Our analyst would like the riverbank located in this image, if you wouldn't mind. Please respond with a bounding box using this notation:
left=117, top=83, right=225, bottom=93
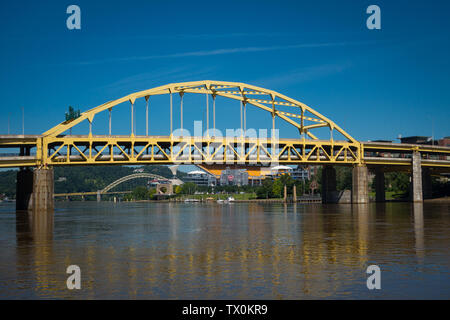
left=424, top=196, right=450, bottom=202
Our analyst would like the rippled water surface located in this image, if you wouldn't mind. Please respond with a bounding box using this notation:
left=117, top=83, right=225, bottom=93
left=0, top=201, right=449, bottom=299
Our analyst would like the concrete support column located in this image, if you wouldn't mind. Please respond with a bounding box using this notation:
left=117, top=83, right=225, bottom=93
left=283, top=185, right=287, bottom=203
left=322, top=165, right=336, bottom=203
left=293, top=184, right=297, bottom=202
left=16, top=168, right=33, bottom=211
left=352, top=165, right=369, bottom=204
left=411, top=151, right=423, bottom=202
left=375, top=168, right=385, bottom=202
left=97, top=190, right=101, bottom=202
left=422, top=167, right=432, bottom=200
left=31, top=168, right=54, bottom=212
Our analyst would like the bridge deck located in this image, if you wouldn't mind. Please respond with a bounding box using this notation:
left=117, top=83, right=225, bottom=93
left=0, top=135, right=449, bottom=169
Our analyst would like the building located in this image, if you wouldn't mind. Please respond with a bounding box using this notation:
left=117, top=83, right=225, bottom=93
left=265, top=165, right=311, bottom=181
left=219, top=167, right=249, bottom=186
left=291, top=166, right=310, bottom=180
left=399, top=136, right=450, bottom=147
left=438, top=137, right=450, bottom=147
left=400, top=136, right=432, bottom=145
left=185, top=170, right=216, bottom=187
left=269, top=165, right=293, bottom=177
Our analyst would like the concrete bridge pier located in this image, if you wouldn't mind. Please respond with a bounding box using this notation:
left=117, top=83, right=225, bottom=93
left=321, top=165, right=336, bottom=203
left=410, top=152, right=433, bottom=202
left=16, top=168, right=34, bottom=211
left=97, top=191, right=101, bottom=202
left=411, top=151, right=423, bottom=202
left=374, top=168, right=385, bottom=202
left=16, top=167, right=54, bottom=212
left=352, top=165, right=369, bottom=204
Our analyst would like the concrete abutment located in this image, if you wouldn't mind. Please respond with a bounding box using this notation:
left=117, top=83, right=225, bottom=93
left=16, top=167, right=54, bottom=213
left=352, top=165, right=369, bottom=204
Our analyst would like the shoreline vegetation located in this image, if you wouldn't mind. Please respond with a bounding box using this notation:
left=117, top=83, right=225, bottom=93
left=1, top=165, right=449, bottom=203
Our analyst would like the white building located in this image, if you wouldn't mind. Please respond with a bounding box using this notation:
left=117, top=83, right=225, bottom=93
left=185, top=170, right=216, bottom=187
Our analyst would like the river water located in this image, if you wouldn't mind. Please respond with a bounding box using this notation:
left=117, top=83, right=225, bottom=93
left=0, top=201, right=449, bottom=299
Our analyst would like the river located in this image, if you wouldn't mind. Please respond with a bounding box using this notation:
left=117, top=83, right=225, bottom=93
left=0, top=201, right=449, bottom=299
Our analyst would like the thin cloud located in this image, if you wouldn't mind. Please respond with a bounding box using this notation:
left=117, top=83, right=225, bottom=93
left=72, top=41, right=376, bottom=66
left=98, top=66, right=217, bottom=94
left=134, top=32, right=292, bottom=40
left=252, top=63, right=353, bottom=87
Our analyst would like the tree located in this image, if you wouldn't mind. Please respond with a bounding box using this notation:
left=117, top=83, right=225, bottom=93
left=385, top=172, right=410, bottom=195
left=256, top=179, right=273, bottom=199
left=179, top=182, right=197, bottom=195
left=148, top=188, right=156, bottom=199
left=65, top=106, right=81, bottom=135
left=278, top=174, right=295, bottom=194
left=65, top=106, right=81, bottom=121
left=294, top=180, right=308, bottom=196
left=132, top=186, right=150, bottom=200
left=272, top=179, right=283, bottom=198
left=336, top=167, right=352, bottom=191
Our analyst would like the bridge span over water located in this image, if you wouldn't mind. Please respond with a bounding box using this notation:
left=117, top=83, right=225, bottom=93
left=1, top=81, right=449, bottom=211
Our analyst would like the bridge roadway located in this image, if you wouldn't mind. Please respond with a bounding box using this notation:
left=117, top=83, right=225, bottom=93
left=1, top=135, right=449, bottom=168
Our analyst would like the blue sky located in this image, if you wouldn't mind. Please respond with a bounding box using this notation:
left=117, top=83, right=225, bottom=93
left=0, top=0, right=449, bottom=141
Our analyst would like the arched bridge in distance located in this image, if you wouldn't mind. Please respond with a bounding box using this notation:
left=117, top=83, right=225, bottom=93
left=54, top=173, right=171, bottom=200
left=1, top=80, right=449, bottom=210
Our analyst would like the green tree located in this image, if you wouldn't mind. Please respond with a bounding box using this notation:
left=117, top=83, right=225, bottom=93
left=336, top=167, right=352, bottom=191
left=278, top=174, right=295, bottom=194
left=65, top=106, right=81, bottom=135
left=179, top=182, right=197, bottom=195
left=272, top=179, right=283, bottom=198
left=65, top=106, right=81, bottom=121
left=148, top=188, right=156, bottom=199
left=385, top=172, right=410, bottom=195
left=256, top=179, right=273, bottom=199
left=132, top=186, right=150, bottom=200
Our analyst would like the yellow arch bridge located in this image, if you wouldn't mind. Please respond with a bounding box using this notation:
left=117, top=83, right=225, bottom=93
left=1, top=81, right=449, bottom=210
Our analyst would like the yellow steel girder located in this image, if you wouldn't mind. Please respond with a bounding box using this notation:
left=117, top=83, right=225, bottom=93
left=42, top=135, right=360, bottom=166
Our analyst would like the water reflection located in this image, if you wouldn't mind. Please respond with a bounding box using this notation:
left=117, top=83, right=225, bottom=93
left=16, top=210, right=53, bottom=243
left=0, top=201, right=448, bottom=299
left=15, top=210, right=55, bottom=298
left=413, top=203, right=424, bottom=261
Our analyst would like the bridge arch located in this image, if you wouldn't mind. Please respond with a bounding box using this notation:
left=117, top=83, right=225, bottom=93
left=43, top=80, right=356, bottom=143
left=101, top=173, right=169, bottom=194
